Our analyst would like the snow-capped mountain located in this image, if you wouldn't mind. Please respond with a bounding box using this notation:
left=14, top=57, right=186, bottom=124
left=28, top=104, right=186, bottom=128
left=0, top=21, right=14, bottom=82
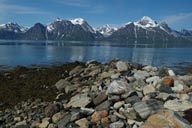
left=97, top=24, right=117, bottom=36
left=0, top=16, right=192, bottom=46
left=0, top=22, right=27, bottom=33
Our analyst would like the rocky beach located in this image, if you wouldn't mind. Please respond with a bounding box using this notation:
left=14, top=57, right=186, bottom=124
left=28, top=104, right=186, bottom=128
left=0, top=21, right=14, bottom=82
left=0, top=59, right=192, bottom=128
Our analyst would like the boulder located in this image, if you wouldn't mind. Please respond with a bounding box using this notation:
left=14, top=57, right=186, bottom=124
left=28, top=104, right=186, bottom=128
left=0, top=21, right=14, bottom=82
left=134, top=70, right=150, bottom=80
left=140, top=110, right=191, bottom=128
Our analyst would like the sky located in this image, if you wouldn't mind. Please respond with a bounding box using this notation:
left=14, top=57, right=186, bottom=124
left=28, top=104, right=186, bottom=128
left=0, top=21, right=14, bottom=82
left=0, top=0, right=192, bottom=30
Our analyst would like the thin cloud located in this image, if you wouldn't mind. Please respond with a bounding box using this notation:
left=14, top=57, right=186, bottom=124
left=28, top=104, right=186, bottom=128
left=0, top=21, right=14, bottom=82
left=0, top=3, right=50, bottom=15
left=161, top=13, right=192, bottom=24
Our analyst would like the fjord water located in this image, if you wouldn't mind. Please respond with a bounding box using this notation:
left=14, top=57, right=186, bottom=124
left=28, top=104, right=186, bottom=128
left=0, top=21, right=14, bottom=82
left=0, top=40, right=192, bottom=69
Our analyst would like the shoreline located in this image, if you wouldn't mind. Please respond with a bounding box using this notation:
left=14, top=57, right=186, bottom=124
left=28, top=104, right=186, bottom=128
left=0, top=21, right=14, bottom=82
left=0, top=59, right=192, bottom=127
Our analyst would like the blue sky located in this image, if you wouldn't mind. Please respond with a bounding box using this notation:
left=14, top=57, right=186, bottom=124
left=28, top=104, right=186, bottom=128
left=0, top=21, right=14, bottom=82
left=0, top=0, right=192, bottom=30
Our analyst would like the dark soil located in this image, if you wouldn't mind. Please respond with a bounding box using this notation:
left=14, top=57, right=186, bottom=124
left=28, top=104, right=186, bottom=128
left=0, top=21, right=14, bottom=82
left=0, top=61, right=84, bottom=110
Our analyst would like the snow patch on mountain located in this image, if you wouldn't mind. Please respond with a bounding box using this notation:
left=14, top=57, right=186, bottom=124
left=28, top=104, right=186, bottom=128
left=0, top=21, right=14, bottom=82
left=70, top=18, right=85, bottom=25
left=97, top=24, right=117, bottom=36
left=0, top=22, right=27, bottom=32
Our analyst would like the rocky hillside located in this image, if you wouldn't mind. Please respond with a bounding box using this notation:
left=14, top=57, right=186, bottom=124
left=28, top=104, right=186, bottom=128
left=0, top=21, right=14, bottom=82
left=0, top=60, right=192, bottom=127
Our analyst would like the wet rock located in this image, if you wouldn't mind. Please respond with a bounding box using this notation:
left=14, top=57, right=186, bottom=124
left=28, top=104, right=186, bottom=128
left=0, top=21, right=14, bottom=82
left=164, top=99, right=192, bottom=111
left=156, top=93, right=176, bottom=101
left=116, top=61, right=129, bottom=72
left=140, top=109, right=191, bottom=128
left=68, top=94, right=91, bottom=108
left=75, top=118, right=89, bottom=128
left=158, top=84, right=173, bottom=93
left=161, top=77, right=174, bottom=86
left=93, top=91, right=108, bottom=105
left=45, top=104, right=59, bottom=117
left=133, top=99, right=163, bottom=119
left=158, top=67, right=169, bottom=77
left=70, top=112, right=83, bottom=122
left=106, top=80, right=130, bottom=95
left=91, top=110, right=108, bottom=122
left=109, top=120, right=124, bottom=128
left=55, top=79, right=71, bottom=91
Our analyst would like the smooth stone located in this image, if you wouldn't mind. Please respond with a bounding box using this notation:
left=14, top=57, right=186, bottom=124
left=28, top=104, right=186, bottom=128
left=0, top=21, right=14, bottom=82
left=116, top=61, right=128, bottom=72
left=164, top=99, right=192, bottom=111
left=91, top=110, right=108, bottom=122
left=106, top=80, right=130, bottom=95
left=168, top=69, right=176, bottom=76
left=108, top=95, right=121, bottom=102
left=75, top=118, right=89, bottom=128
left=113, top=101, right=125, bottom=109
left=133, top=70, right=150, bottom=80
left=143, top=84, right=156, bottom=95
left=114, top=111, right=126, bottom=119
left=140, top=109, right=191, bottom=128
left=161, top=77, right=174, bottom=86
left=68, top=94, right=91, bottom=108
left=93, top=91, right=108, bottom=105
left=52, top=112, right=66, bottom=123
left=55, top=79, right=71, bottom=91
left=109, top=120, right=125, bottom=128
left=133, top=99, right=163, bottom=119
left=95, top=100, right=112, bottom=111
left=172, top=81, right=184, bottom=93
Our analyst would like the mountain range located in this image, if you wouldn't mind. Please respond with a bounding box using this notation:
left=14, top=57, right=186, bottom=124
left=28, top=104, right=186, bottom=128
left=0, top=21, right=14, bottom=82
left=0, top=16, right=192, bottom=47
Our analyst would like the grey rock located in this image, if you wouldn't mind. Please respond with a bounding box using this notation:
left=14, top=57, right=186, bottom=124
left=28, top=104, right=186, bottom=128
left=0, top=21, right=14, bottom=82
left=57, top=113, right=71, bottom=128
left=158, top=85, right=173, bottom=93
left=132, top=79, right=146, bottom=91
left=75, top=118, right=89, bottom=128
left=125, top=95, right=140, bottom=105
left=113, top=101, right=125, bottom=109
left=146, top=76, right=160, bottom=84
left=80, top=108, right=95, bottom=116
left=109, top=120, right=124, bottom=128
left=68, top=94, right=91, bottom=108
left=93, top=91, right=108, bottom=105
left=52, top=112, right=66, bottom=123
left=119, top=107, right=137, bottom=120
left=143, top=84, right=156, bottom=95
left=106, top=80, right=130, bottom=95
left=108, top=95, right=121, bottom=102
left=70, top=112, right=83, bottom=122
left=116, top=61, right=128, bottom=72
left=133, top=99, right=163, bottom=119
left=134, top=70, right=150, bottom=80
left=55, top=79, right=71, bottom=91
left=96, top=100, right=112, bottom=111
left=164, top=99, right=192, bottom=111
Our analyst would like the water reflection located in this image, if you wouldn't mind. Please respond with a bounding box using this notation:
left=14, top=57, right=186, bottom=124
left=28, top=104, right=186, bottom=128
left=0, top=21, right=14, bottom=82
left=0, top=41, right=192, bottom=68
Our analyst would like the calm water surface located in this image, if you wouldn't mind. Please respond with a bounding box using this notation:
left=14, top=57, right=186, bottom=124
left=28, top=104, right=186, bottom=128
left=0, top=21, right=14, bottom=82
left=0, top=41, right=192, bottom=70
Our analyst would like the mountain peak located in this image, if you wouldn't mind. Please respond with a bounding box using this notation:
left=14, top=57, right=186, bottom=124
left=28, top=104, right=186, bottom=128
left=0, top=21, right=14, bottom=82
left=70, top=18, right=85, bottom=25
left=136, top=16, right=158, bottom=28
